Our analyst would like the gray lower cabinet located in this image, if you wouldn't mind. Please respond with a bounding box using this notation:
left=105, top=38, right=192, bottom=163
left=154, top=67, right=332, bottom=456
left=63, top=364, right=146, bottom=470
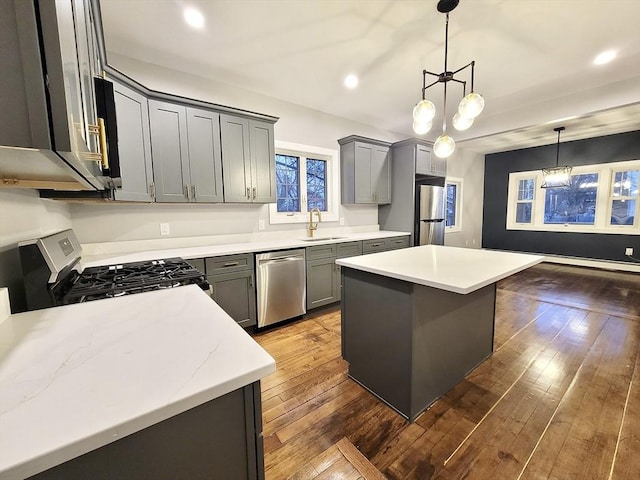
left=220, top=114, right=275, bottom=203
left=361, top=236, right=410, bottom=253
left=28, top=383, right=265, bottom=480
left=112, top=81, right=154, bottom=201
left=206, top=254, right=257, bottom=328
left=149, top=100, right=223, bottom=203
left=306, top=241, right=364, bottom=309
left=338, top=136, right=391, bottom=205
left=306, top=244, right=340, bottom=309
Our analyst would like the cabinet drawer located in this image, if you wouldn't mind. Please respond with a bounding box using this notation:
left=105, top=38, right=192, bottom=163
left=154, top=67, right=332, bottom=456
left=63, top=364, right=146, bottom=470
left=336, top=241, right=362, bottom=258
left=386, top=236, right=410, bottom=250
left=362, top=238, right=388, bottom=254
left=306, top=244, right=337, bottom=261
left=206, top=253, right=254, bottom=274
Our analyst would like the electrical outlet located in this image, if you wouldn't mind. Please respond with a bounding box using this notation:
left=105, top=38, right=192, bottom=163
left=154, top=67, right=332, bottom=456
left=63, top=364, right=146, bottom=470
left=160, top=223, right=170, bottom=236
left=258, top=220, right=265, bottom=231
left=339, top=217, right=344, bottom=226
left=626, top=247, right=634, bottom=256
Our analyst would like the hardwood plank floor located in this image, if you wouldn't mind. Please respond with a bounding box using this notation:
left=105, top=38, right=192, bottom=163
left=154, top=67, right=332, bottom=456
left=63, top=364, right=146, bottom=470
left=252, top=264, right=640, bottom=479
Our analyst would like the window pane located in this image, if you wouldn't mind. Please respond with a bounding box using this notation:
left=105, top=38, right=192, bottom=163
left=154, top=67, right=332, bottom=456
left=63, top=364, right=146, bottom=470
left=544, top=173, right=598, bottom=225
left=446, top=183, right=457, bottom=226
left=612, top=170, right=639, bottom=197
left=275, top=154, right=300, bottom=212
left=516, top=203, right=532, bottom=223
left=517, top=178, right=535, bottom=201
left=307, top=158, right=327, bottom=211
left=611, top=199, right=636, bottom=225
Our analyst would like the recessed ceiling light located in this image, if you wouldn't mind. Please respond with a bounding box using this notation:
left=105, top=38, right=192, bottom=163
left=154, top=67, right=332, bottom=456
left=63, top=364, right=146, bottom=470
left=184, top=7, right=205, bottom=29
left=344, top=74, right=359, bottom=89
left=593, top=49, right=617, bottom=66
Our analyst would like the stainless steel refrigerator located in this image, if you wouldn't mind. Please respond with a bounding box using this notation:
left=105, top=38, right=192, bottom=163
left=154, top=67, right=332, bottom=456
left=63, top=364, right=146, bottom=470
left=416, top=184, right=445, bottom=245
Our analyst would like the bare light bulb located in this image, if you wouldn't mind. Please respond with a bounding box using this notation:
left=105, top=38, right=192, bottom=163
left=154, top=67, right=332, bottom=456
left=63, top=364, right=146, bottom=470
left=413, top=120, right=432, bottom=135
left=452, top=113, right=473, bottom=131
left=412, top=100, right=436, bottom=123
left=433, top=134, right=455, bottom=158
left=458, top=92, right=485, bottom=118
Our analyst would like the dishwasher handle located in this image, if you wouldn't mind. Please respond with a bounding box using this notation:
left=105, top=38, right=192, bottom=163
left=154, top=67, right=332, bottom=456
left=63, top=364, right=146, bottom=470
left=259, top=255, right=303, bottom=264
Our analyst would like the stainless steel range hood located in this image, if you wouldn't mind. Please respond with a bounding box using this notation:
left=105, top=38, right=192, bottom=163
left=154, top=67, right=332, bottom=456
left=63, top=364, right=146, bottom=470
left=0, top=0, right=113, bottom=192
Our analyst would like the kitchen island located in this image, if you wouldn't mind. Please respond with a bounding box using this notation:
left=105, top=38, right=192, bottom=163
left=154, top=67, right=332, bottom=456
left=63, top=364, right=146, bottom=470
left=336, top=245, right=544, bottom=421
left=0, top=285, right=275, bottom=480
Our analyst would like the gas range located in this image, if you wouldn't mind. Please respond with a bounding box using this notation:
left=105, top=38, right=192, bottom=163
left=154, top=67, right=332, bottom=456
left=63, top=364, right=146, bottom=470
left=19, top=230, right=209, bottom=311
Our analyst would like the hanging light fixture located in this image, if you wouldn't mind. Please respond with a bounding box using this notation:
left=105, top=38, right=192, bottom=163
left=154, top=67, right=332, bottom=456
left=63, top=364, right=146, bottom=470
left=541, top=127, right=572, bottom=188
left=412, top=0, right=484, bottom=158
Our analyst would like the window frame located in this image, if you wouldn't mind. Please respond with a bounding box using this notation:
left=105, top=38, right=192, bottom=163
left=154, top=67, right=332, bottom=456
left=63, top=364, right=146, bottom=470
left=506, top=159, right=640, bottom=234
left=269, top=141, right=340, bottom=225
left=445, top=177, right=463, bottom=233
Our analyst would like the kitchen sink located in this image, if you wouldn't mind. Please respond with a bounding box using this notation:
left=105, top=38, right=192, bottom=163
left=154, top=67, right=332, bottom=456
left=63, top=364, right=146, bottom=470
left=300, top=236, right=345, bottom=242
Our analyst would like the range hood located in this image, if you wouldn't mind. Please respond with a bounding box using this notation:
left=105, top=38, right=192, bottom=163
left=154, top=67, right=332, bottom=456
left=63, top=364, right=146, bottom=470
left=0, top=0, right=117, bottom=192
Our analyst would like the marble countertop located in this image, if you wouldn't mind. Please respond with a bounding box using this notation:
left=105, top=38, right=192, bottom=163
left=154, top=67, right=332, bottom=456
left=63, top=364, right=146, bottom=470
left=80, top=231, right=410, bottom=268
left=336, top=245, right=545, bottom=294
left=0, top=286, right=275, bottom=480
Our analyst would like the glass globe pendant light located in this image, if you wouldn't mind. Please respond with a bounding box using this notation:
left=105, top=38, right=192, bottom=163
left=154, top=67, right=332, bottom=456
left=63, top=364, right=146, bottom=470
left=452, top=112, right=473, bottom=131
left=410, top=0, right=484, bottom=154
left=434, top=134, right=456, bottom=158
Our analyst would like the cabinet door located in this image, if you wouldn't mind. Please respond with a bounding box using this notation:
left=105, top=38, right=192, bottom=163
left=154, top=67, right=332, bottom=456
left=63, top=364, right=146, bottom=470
left=431, top=155, right=447, bottom=176
left=220, top=114, right=251, bottom=203
left=415, top=144, right=432, bottom=175
left=112, top=82, right=154, bottom=201
left=187, top=108, right=224, bottom=203
left=149, top=100, right=190, bottom=202
left=249, top=120, right=276, bottom=203
left=354, top=142, right=374, bottom=203
left=372, top=145, right=391, bottom=204
left=306, top=257, right=340, bottom=309
left=209, top=271, right=257, bottom=328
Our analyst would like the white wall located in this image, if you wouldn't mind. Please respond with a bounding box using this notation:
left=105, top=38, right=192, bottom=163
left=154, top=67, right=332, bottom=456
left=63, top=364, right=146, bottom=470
left=0, top=189, right=72, bottom=248
left=444, top=147, right=485, bottom=248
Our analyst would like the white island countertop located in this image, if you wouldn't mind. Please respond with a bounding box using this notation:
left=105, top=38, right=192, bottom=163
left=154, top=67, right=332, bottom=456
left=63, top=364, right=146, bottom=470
left=336, top=245, right=545, bottom=294
left=0, top=286, right=275, bottom=480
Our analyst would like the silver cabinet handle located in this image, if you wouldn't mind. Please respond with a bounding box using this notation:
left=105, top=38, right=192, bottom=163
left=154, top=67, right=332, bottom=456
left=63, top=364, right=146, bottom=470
left=371, top=243, right=381, bottom=247
left=246, top=187, right=251, bottom=198
left=223, top=262, right=239, bottom=267
left=149, top=183, right=156, bottom=200
left=191, top=184, right=197, bottom=200
left=252, top=187, right=256, bottom=199
left=184, top=185, right=190, bottom=199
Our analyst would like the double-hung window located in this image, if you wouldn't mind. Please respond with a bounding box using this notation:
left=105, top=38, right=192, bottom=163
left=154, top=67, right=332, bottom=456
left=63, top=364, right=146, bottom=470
left=445, top=177, right=463, bottom=232
left=269, top=141, right=339, bottom=224
left=610, top=169, right=639, bottom=226
left=516, top=178, right=535, bottom=224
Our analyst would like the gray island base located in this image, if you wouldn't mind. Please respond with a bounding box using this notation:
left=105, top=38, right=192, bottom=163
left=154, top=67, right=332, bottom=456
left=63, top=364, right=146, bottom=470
left=341, top=267, right=496, bottom=421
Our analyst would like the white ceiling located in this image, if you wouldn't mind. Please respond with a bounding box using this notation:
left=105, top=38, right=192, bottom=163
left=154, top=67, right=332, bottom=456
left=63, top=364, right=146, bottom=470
left=99, top=0, right=640, bottom=154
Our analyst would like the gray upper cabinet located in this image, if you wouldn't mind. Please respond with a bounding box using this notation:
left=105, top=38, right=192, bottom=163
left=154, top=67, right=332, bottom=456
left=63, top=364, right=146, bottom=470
left=112, top=81, right=154, bottom=201
left=149, top=100, right=190, bottom=202
left=149, top=100, right=223, bottom=203
left=415, top=142, right=446, bottom=177
left=187, top=108, right=224, bottom=203
left=338, top=136, right=391, bottom=205
left=220, top=114, right=275, bottom=203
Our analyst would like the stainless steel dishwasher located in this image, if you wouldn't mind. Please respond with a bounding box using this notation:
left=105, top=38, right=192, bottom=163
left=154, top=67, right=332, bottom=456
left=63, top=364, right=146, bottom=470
left=256, top=249, right=306, bottom=328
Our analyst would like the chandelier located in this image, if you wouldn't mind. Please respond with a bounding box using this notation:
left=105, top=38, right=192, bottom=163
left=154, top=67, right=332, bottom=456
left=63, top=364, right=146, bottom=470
left=412, top=0, right=485, bottom=158
left=541, top=127, right=572, bottom=188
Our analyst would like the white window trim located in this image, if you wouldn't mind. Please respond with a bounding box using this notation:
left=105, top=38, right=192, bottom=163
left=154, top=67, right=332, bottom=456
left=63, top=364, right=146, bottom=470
left=445, top=176, right=463, bottom=233
left=506, top=159, right=640, bottom=234
left=269, top=140, right=340, bottom=225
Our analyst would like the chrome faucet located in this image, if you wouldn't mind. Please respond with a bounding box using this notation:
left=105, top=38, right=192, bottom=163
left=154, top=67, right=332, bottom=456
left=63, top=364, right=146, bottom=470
left=308, top=207, right=322, bottom=237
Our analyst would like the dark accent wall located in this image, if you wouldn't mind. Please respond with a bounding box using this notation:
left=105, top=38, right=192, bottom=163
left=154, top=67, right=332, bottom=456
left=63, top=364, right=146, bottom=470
left=482, top=130, right=640, bottom=264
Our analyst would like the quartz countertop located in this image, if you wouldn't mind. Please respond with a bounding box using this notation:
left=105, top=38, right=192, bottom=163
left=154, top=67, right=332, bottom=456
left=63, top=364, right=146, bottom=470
left=336, top=245, right=544, bottom=294
left=0, top=286, right=275, bottom=480
left=80, top=231, right=410, bottom=268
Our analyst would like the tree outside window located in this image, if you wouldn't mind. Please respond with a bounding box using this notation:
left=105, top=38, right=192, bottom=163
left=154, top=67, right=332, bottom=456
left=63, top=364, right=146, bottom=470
left=543, top=173, right=598, bottom=225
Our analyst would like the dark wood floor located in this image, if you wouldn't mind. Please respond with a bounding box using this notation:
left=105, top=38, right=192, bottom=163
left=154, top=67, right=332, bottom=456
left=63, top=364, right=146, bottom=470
left=253, top=264, right=640, bottom=479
